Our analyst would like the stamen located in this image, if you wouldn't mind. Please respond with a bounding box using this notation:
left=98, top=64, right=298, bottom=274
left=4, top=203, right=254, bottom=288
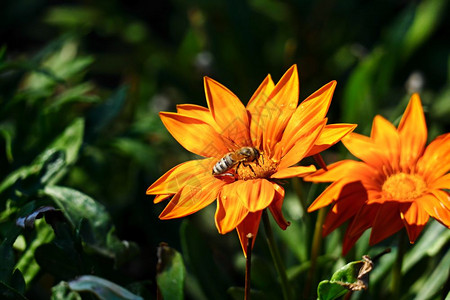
left=382, top=173, right=427, bottom=201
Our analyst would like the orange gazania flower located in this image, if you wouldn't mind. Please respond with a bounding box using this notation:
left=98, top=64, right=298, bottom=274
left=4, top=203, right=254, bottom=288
left=306, top=94, right=450, bottom=254
left=147, top=65, right=355, bottom=255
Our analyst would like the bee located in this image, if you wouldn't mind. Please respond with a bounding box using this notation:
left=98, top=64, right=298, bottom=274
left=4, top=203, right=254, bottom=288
left=212, top=147, right=259, bottom=175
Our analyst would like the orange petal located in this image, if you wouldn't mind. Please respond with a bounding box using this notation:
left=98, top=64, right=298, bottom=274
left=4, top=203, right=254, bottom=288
left=321, top=181, right=367, bottom=236
left=304, top=160, right=369, bottom=182
left=429, top=189, right=450, bottom=212
left=277, top=120, right=325, bottom=169
left=236, top=211, right=262, bottom=257
left=262, top=65, right=299, bottom=154
left=238, top=179, right=275, bottom=212
left=399, top=201, right=429, bottom=243
left=147, top=158, right=214, bottom=195
left=215, top=182, right=249, bottom=234
left=398, top=94, right=427, bottom=170
left=204, top=77, right=251, bottom=147
left=369, top=201, right=404, bottom=246
left=306, top=123, right=357, bottom=156
left=370, top=115, right=401, bottom=171
left=246, top=74, right=275, bottom=148
left=418, top=193, right=450, bottom=228
left=342, top=132, right=393, bottom=173
left=154, top=194, right=171, bottom=204
left=268, top=184, right=290, bottom=230
left=307, top=179, right=355, bottom=212
left=160, top=112, right=230, bottom=157
left=159, top=174, right=225, bottom=219
left=281, top=81, right=336, bottom=154
left=176, top=104, right=219, bottom=130
left=429, top=173, right=450, bottom=190
left=417, top=133, right=450, bottom=183
left=271, top=165, right=316, bottom=179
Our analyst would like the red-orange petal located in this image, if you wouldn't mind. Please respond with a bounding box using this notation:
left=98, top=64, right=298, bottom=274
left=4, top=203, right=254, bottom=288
left=322, top=181, right=367, bottom=236
left=398, top=94, right=427, bottom=170
left=159, top=174, right=225, bottom=219
left=281, top=81, right=336, bottom=154
left=399, top=201, right=429, bottom=243
left=215, top=182, right=249, bottom=234
left=342, top=219, right=366, bottom=255
left=147, top=158, right=215, bottom=195
left=271, top=165, right=316, bottom=179
left=268, top=184, right=290, bottom=230
left=262, top=65, right=299, bottom=154
left=306, top=123, right=357, bottom=157
left=160, top=112, right=230, bottom=157
left=347, top=202, right=380, bottom=238
left=237, top=179, right=275, bottom=212
left=236, top=211, right=262, bottom=257
left=369, top=201, right=404, bottom=246
left=204, top=77, right=251, bottom=147
left=247, top=74, right=275, bottom=148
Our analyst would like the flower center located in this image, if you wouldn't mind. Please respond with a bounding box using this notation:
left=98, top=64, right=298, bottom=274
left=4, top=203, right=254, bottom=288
left=381, top=173, right=427, bottom=201
left=236, top=152, right=278, bottom=180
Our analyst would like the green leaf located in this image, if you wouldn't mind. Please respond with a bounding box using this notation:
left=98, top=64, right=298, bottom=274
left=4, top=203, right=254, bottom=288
left=156, top=243, right=186, bottom=300
left=317, top=260, right=366, bottom=300
left=414, top=248, right=450, bottom=299
left=15, top=219, right=55, bottom=285
left=317, top=281, right=348, bottom=300
left=51, top=281, right=82, bottom=300
left=68, top=275, right=143, bottom=300
left=0, top=122, right=15, bottom=163
left=0, top=281, right=28, bottom=300
left=43, top=185, right=137, bottom=264
left=0, top=118, right=84, bottom=196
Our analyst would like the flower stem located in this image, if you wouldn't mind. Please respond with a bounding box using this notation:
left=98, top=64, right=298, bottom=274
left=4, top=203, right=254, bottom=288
left=392, top=231, right=406, bottom=298
left=304, top=207, right=326, bottom=298
left=262, top=209, right=291, bottom=300
left=245, top=233, right=253, bottom=300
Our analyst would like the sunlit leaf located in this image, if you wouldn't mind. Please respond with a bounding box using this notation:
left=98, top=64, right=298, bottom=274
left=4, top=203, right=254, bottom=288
left=51, top=281, right=81, bottom=300
left=156, top=243, right=185, bottom=300
left=15, top=219, right=55, bottom=285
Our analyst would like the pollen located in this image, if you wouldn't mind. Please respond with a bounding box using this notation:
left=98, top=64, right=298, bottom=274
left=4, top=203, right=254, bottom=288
left=236, top=152, right=278, bottom=180
left=381, top=173, right=427, bottom=201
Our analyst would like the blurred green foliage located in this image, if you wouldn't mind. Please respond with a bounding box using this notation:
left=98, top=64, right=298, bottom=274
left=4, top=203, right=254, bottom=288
left=0, top=0, right=449, bottom=299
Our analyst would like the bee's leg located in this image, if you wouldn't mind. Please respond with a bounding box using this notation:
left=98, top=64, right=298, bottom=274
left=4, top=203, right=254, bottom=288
left=236, top=162, right=242, bottom=172
left=247, top=164, right=256, bottom=175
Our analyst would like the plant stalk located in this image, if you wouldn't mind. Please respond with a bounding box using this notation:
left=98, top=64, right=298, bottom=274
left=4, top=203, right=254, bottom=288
left=392, top=231, right=406, bottom=298
left=304, top=207, right=326, bottom=298
left=262, top=209, right=291, bottom=300
left=245, top=233, right=253, bottom=300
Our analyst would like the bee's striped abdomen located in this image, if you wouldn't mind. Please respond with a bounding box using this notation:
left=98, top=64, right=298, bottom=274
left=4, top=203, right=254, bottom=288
left=212, top=154, right=235, bottom=175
